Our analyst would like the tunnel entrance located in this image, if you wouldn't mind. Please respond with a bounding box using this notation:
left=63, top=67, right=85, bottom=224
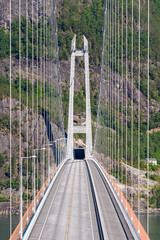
left=74, top=148, right=85, bottom=159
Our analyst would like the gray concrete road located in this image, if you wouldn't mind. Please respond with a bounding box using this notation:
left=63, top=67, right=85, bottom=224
left=29, top=159, right=99, bottom=240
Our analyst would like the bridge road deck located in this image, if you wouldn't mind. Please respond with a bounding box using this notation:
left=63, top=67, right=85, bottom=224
left=29, top=158, right=135, bottom=240
left=29, top=159, right=99, bottom=240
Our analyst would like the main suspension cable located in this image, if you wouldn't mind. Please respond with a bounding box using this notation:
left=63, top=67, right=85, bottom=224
left=109, top=0, right=111, bottom=178
left=114, top=0, right=117, bottom=188
left=117, top=0, right=120, bottom=196
left=31, top=0, right=35, bottom=213
left=138, top=0, right=141, bottom=233
left=42, top=0, right=46, bottom=195
left=36, top=0, right=39, bottom=203
left=121, top=0, right=124, bottom=199
left=26, top=0, right=29, bottom=222
left=147, top=0, right=150, bottom=238
left=131, top=0, right=134, bottom=221
left=19, top=0, right=22, bottom=236
left=40, top=0, right=43, bottom=194
left=125, top=0, right=128, bottom=210
left=111, top=0, right=114, bottom=180
left=9, top=0, right=12, bottom=237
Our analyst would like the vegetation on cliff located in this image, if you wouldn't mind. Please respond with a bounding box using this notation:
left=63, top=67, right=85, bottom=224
left=0, top=9, right=61, bottom=202
left=57, top=0, right=104, bottom=66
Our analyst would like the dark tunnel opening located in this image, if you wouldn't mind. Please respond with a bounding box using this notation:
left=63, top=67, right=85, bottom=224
left=74, top=148, right=85, bottom=159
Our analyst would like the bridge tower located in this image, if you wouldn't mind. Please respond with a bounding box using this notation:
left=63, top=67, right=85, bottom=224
left=67, top=35, right=92, bottom=160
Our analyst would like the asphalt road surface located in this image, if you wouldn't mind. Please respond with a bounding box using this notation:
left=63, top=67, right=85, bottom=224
left=88, top=160, right=134, bottom=240
left=29, top=159, right=99, bottom=240
left=29, top=159, right=134, bottom=240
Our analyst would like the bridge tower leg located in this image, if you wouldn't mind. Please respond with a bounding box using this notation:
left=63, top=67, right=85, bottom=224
left=84, top=36, right=93, bottom=158
left=67, top=35, right=92, bottom=160
left=67, top=35, right=76, bottom=160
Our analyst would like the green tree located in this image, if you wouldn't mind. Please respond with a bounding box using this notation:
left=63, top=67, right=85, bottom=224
left=0, top=153, right=4, bottom=167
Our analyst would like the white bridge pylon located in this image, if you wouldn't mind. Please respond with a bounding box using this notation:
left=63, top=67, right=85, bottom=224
left=67, top=35, right=93, bottom=160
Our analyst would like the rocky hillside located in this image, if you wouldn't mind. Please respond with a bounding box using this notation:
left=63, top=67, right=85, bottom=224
left=0, top=0, right=64, bottom=213
left=57, top=0, right=160, bottom=211
left=0, top=0, right=53, bottom=28
left=0, top=0, right=160, bottom=213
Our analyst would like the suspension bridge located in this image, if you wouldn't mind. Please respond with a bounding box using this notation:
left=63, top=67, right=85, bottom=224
left=6, top=0, right=152, bottom=239
left=10, top=33, right=148, bottom=240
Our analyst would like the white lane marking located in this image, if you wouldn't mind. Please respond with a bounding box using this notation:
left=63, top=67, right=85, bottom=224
left=38, top=161, right=71, bottom=240
left=65, top=160, right=77, bottom=240
left=84, top=161, right=94, bottom=240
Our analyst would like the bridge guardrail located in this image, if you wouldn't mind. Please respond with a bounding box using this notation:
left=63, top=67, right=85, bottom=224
left=10, top=158, right=68, bottom=240
left=89, top=158, right=150, bottom=240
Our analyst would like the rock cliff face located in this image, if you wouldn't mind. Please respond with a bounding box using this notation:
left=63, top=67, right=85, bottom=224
left=0, top=0, right=54, bottom=28
left=0, top=56, right=59, bottom=88
left=60, top=58, right=100, bottom=91
left=0, top=94, right=64, bottom=214
left=0, top=97, right=62, bottom=155
left=101, top=68, right=160, bottom=117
